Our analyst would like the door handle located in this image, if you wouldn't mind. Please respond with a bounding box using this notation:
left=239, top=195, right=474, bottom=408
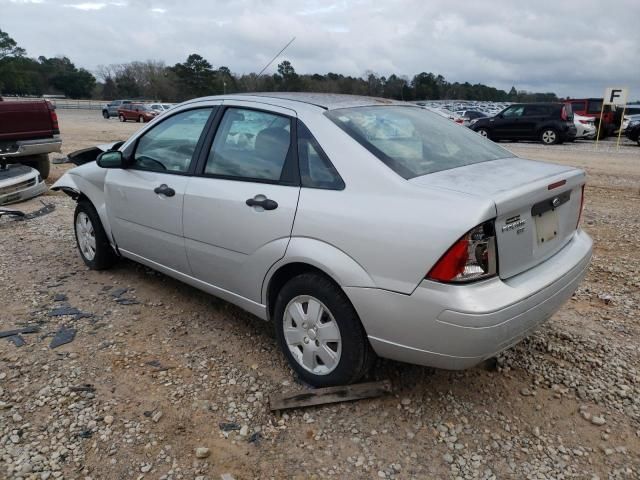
left=154, top=184, right=175, bottom=197
left=246, top=196, right=278, bottom=211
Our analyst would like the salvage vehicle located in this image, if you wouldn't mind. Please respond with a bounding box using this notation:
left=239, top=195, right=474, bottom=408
left=117, top=103, right=159, bottom=123
left=53, top=93, right=593, bottom=387
left=102, top=99, right=132, bottom=119
left=625, top=118, right=640, bottom=145
left=564, top=98, right=618, bottom=139
left=471, top=103, right=577, bottom=145
left=0, top=163, right=46, bottom=205
left=573, top=113, right=596, bottom=140
left=0, top=98, right=61, bottom=179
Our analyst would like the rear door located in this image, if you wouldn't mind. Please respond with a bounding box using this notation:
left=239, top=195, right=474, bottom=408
left=105, top=106, right=216, bottom=273
left=522, top=105, right=551, bottom=138
left=183, top=103, right=300, bottom=302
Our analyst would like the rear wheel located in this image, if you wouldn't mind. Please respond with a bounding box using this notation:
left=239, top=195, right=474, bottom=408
left=119, top=114, right=126, bottom=122
left=21, top=153, right=50, bottom=180
left=476, top=127, right=491, bottom=140
left=540, top=128, right=560, bottom=145
left=102, top=110, right=109, bottom=119
left=73, top=200, right=118, bottom=270
left=274, top=273, right=373, bottom=387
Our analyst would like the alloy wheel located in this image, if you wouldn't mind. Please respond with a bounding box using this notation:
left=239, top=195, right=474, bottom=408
left=542, top=130, right=557, bottom=144
left=283, top=295, right=342, bottom=375
left=75, top=212, right=96, bottom=261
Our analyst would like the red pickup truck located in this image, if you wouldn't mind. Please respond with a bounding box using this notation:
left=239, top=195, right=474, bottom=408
left=0, top=98, right=62, bottom=179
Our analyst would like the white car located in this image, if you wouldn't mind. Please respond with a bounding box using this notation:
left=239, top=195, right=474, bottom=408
left=573, top=114, right=596, bottom=140
left=0, top=164, right=47, bottom=205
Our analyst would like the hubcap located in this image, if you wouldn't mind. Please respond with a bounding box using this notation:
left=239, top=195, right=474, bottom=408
left=75, top=212, right=96, bottom=261
left=542, top=130, right=556, bottom=144
left=283, top=295, right=342, bottom=375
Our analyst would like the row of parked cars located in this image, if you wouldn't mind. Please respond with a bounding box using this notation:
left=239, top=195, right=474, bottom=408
left=419, top=99, right=640, bottom=146
left=102, top=100, right=175, bottom=122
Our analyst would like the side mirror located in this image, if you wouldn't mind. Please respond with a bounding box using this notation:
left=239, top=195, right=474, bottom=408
left=497, top=113, right=504, bottom=118
left=96, top=150, right=125, bottom=169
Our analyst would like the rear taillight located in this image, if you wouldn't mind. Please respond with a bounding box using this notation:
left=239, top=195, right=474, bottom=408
left=455, top=118, right=464, bottom=124
left=427, top=220, right=497, bottom=283
left=576, top=185, right=585, bottom=228
left=46, top=101, right=60, bottom=134
left=561, top=106, right=568, bottom=121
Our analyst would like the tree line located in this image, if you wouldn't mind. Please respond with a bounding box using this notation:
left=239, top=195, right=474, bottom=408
left=1, top=28, right=558, bottom=103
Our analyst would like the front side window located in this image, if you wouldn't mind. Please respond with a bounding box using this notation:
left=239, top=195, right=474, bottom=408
left=132, top=108, right=213, bottom=173
left=326, top=106, right=511, bottom=179
left=502, top=105, right=525, bottom=118
left=205, top=108, right=292, bottom=181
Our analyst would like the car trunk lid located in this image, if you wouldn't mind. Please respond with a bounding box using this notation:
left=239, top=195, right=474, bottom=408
left=409, top=157, right=586, bottom=279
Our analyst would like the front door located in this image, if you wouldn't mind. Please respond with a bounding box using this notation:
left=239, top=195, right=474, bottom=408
left=183, top=104, right=300, bottom=302
left=105, top=107, right=215, bottom=273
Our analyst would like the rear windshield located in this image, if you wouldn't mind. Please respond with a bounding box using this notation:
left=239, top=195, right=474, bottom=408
left=325, top=106, right=511, bottom=179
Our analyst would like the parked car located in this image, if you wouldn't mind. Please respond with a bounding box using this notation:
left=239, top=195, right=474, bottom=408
left=573, top=114, right=596, bottom=140
left=102, top=100, right=132, bottom=119
left=0, top=163, right=46, bottom=205
left=117, top=103, right=159, bottom=123
left=52, top=93, right=592, bottom=387
left=455, top=110, right=488, bottom=126
left=625, top=118, right=640, bottom=145
left=0, top=98, right=61, bottom=179
left=471, top=103, right=576, bottom=145
left=620, top=113, right=640, bottom=133
left=418, top=105, right=465, bottom=125
left=564, top=98, right=617, bottom=139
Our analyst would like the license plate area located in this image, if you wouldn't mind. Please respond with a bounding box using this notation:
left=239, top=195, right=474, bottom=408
left=534, top=209, right=559, bottom=245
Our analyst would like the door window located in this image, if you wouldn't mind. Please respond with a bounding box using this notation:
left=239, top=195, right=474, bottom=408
left=523, top=105, right=550, bottom=116
left=297, top=121, right=344, bottom=190
left=502, top=106, right=525, bottom=118
left=132, top=108, right=213, bottom=173
left=205, top=108, right=292, bottom=182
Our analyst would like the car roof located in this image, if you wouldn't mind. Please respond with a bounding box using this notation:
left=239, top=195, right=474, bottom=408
left=189, top=92, right=413, bottom=111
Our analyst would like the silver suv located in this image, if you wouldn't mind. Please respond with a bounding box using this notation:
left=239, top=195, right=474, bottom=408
left=54, top=93, right=592, bottom=386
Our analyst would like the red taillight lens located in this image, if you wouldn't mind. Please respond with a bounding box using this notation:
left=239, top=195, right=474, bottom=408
left=46, top=101, right=60, bottom=134
left=576, top=185, right=585, bottom=228
left=561, top=106, right=568, bottom=121
left=427, top=221, right=497, bottom=283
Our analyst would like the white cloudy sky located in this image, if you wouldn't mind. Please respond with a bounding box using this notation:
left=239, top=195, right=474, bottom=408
left=3, top=0, right=639, bottom=97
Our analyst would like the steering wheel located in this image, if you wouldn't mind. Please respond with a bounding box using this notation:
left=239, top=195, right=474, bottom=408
left=136, top=155, right=167, bottom=171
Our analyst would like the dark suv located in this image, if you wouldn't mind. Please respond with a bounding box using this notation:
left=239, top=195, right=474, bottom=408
left=471, top=103, right=576, bottom=145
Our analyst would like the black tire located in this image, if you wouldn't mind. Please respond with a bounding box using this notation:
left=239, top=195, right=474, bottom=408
left=540, top=128, right=560, bottom=145
left=476, top=127, right=492, bottom=140
left=102, top=110, right=110, bottom=119
left=21, top=154, right=50, bottom=180
left=119, top=114, right=126, bottom=122
left=73, top=200, right=118, bottom=270
left=274, top=272, right=374, bottom=387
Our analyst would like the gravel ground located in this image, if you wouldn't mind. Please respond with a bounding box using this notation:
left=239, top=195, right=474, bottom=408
left=1, top=110, right=639, bottom=479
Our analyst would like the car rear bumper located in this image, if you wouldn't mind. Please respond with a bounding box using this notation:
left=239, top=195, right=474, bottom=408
left=0, top=135, right=62, bottom=158
left=345, top=229, right=592, bottom=370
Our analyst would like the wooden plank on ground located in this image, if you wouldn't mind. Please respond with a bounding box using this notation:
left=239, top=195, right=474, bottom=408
left=269, top=380, right=392, bottom=411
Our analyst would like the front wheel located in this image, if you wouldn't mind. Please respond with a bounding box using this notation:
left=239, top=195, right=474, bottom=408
left=74, top=200, right=118, bottom=270
left=119, top=114, right=126, bottom=122
left=476, top=127, right=491, bottom=140
left=540, top=128, right=560, bottom=145
left=274, top=273, right=373, bottom=387
left=102, top=110, right=109, bottom=119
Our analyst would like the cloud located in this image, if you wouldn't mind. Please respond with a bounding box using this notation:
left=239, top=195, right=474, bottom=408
left=4, top=0, right=640, bottom=97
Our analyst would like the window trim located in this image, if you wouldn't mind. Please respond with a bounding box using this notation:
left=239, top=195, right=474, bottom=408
left=297, top=119, right=345, bottom=191
left=125, top=106, right=218, bottom=176
left=193, top=105, right=301, bottom=186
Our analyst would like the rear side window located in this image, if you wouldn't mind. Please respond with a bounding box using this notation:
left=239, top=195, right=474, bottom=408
left=570, top=101, right=585, bottom=111
left=132, top=108, right=213, bottom=173
left=297, top=121, right=344, bottom=190
left=205, top=108, right=292, bottom=182
left=587, top=100, right=603, bottom=114
left=524, top=105, right=550, bottom=116
left=326, top=106, right=511, bottom=179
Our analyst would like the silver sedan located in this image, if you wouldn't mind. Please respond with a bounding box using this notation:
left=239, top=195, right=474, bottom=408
left=53, top=93, right=593, bottom=387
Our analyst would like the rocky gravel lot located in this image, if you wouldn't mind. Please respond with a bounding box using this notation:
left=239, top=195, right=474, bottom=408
left=1, top=110, right=639, bottom=479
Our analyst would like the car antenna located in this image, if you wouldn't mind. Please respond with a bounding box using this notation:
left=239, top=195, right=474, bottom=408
left=253, top=36, right=296, bottom=90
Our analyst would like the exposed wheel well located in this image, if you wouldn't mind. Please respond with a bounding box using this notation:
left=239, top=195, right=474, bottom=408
left=266, top=262, right=340, bottom=320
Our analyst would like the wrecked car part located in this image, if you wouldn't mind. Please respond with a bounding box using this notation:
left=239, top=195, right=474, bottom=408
left=0, top=326, right=40, bottom=338
left=49, top=326, right=76, bottom=349
left=219, top=422, right=241, bottom=432
left=0, top=207, right=25, bottom=218
left=0, top=164, right=47, bottom=205
left=6, top=335, right=25, bottom=347
left=0, top=201, right=55, bottom=221
left=66, top=142, right=124, bottom=166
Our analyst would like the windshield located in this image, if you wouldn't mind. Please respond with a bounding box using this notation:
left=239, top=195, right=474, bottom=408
left=325, top=106, right=512, bottom=179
